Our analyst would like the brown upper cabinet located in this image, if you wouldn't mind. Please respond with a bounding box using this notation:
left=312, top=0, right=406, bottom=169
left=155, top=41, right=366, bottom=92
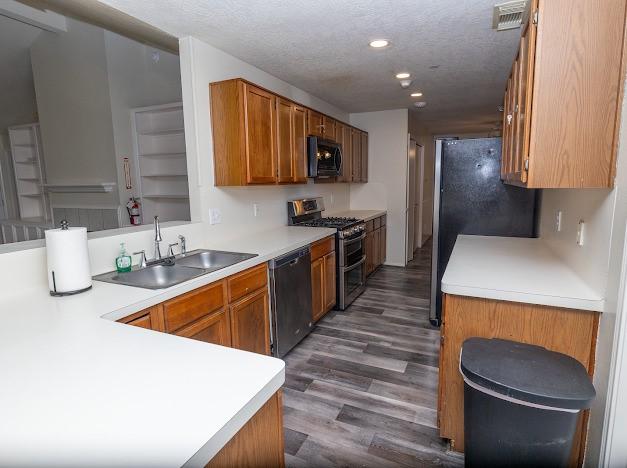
left=210, top=78, right=368, bottom=186
left=276, top=98, right=308, bottom=184
left=336, top=122, right=352, bottom=182
left=307, top=109, right=324, bottom=138
left=501, top=0, right=627, bottom=188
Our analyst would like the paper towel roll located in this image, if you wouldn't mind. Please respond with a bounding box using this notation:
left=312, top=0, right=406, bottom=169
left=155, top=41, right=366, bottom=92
left=45, top=223, right=92, bottom=296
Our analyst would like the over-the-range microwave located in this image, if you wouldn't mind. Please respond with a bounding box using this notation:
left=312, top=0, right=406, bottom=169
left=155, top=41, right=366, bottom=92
left=308, top=136, right=342, bottom=178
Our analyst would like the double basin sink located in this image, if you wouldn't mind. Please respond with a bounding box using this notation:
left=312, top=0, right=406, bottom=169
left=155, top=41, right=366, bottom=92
left=93, top=250, right=258, bottom=289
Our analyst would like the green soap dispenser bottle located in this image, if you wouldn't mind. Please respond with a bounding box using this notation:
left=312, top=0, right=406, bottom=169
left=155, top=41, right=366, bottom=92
left=115, top=242, right=132, bottom=273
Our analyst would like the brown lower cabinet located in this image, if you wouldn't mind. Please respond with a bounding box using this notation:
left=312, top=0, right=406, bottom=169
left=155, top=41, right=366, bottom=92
left=365, top=215, right=386, bottom=276
left=438, top=294, right=599, bottom=467
left=206, top=391, right=285, bottom=468
left=311, top=236, right=336, bottom=322
left=118, top=263, right=270, bottom=355
left=118, top=263, right=283, bottom=467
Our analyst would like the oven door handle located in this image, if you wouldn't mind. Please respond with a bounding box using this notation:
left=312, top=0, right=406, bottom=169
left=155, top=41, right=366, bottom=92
left=343, top=232, right=366, bottom=246
left=342, top=255, right=366, bottom=272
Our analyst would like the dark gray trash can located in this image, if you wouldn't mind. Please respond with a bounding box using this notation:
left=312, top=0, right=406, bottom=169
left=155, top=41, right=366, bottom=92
left=460, top=338, right=595, bottom=468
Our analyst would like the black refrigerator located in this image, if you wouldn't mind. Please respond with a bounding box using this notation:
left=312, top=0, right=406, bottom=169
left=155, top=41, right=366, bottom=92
left=429, top=138, right=537, bottom=326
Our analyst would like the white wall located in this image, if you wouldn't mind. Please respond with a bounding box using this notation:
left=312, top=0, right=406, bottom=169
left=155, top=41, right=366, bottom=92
left=30, top=18, right=119, bottom=209
left=408, top=114, right=435, bottom=241
left=104, top=30, right=183, bottom=210
left=348, top=109, right=409, bottom=266
left=535, top=80, right=627, bottom=465
left=178, top=37, right=351, bottom=241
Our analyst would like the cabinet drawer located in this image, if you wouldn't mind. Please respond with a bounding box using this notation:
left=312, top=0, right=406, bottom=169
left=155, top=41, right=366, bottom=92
left=365, top=220, right=374, bottom=233
left=228, top=263, right=268, bottom=303
left=311, top=236, right=335, bottom=261
left=380, top=214, right=386, bottom=226
left=163, top=281, right=225, bottom=332
left=373, top=217, right=381, bottom=230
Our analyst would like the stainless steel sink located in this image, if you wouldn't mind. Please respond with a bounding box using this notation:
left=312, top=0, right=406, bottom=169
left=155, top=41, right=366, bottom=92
left=93, top=249, right=258, bottom=289
left=176, top=249, right=257, bottom=271
left=94, top=263, right=208, bottom=289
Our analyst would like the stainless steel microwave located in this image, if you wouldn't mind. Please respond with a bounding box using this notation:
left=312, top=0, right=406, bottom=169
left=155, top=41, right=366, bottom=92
left=308, top=136, right=342, bottom=177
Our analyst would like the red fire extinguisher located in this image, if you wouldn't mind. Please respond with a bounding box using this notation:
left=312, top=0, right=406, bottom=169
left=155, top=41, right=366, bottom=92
left=127, top=197, right=141, bottom=225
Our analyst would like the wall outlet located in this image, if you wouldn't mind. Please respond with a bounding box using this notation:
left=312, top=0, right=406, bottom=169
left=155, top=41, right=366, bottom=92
left=208, top=208, right=222, bottom=225
left=253, top=203, right=260, bottom=217
left=555, top=210, right=562, bottom=232
left=576, top=219, right=585, bottom=246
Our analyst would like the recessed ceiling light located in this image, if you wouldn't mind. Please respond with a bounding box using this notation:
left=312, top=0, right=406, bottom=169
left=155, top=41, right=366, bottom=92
left=369, top=39, right=389, bottom=48
left=396, top=72, right=410, bottom=79
left=411, top=92, right=423, bottom=97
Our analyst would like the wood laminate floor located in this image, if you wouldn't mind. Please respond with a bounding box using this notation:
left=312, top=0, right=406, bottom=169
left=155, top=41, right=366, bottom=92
left=282, top=239, right=464, bottom=467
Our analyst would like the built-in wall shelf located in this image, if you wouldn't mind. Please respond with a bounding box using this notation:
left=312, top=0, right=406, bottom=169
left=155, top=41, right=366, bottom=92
left=43, top=183, right=117, bottom=193
left=142, top=194, right=189, bottom=199
left=139, top=152, right=186, bottom=158
left=131, top=102, right=190, bottom=223
left=8, top=123, right=50, bottom=221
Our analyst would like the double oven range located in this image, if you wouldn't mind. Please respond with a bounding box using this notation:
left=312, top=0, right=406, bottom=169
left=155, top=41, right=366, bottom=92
left=288, top=197, right=366, bottom=310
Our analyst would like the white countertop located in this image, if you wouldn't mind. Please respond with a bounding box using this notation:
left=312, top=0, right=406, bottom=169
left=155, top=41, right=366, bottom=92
left=441, top=235, right=604, bottom=312
left=0, top=225, right=335, bottom=467
left=326, top=209, right=386, bottom=222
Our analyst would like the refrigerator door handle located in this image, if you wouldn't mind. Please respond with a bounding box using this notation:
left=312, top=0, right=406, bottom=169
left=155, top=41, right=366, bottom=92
left=430, top=139, right=443, bottom=326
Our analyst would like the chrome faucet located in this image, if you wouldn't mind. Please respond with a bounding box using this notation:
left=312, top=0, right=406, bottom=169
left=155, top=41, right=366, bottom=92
left=153, top=216, right=162, bottom=260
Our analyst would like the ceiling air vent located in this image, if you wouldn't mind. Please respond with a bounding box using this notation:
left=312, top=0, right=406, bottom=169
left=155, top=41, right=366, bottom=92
left=492, top=1, right=527, bottom=31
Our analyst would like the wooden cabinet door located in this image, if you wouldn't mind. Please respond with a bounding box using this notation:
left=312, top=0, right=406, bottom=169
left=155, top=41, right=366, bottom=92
left=175, top=308, right=232, bottom=347
left=293, top=105, right=308, bottom=183
left=311, top=257, right=325, bottom=321
left=118, top=305, right=165, bottom=332
left=243, top=83, right=277, bottom=184
left=511, top=10, right=537, bottom=185
left=322, top=115, right=336, bottom=139
left=501, top=76, right=513, bottom=179
left=230, top=288, right=271, bottom=355
left=380, top=226, right=386, bottom=264
left=360, top=132, right=368, bottom=183
left=365, top=231, right=374, bottom=275
left=276, top=97, right=294, bottom=183
left=373, top=228, right=381, bottom=268
left=323, top=252, right=336, bottom=312
left=336, top=123, right=352, bottom=182
left=307, top=110, right=324, bottom=137
left=351, top=128, right=362, bottom=182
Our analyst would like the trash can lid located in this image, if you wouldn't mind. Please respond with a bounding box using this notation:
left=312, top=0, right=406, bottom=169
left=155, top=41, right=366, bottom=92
left=460, top=338, right=595, bottom=410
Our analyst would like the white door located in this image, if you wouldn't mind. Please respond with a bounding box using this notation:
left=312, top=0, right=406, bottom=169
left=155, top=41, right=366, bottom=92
left=415, top=144, right=424, bottom=247
left=406, top=138, right=417, bottom=262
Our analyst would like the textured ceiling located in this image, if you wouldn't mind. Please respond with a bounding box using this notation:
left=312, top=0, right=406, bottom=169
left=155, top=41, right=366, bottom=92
left=99, top=0, right=521, bottom=134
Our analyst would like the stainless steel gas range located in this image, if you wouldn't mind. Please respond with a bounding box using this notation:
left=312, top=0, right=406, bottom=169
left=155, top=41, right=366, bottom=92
left=288, top=197, right=366, bottom=310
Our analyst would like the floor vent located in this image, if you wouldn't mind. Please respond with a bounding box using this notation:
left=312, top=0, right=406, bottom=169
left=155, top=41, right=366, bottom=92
left=492, top=1, right=527, bottom=31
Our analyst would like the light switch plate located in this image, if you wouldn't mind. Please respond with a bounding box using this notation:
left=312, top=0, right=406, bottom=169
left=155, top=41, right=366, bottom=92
left=555, top=210, right=562, bottom=232
left=253, top=203, right=260, bottom=217
left=208, top=208, right=222, bottom=225
left=576, top=219, right=585, bottom=246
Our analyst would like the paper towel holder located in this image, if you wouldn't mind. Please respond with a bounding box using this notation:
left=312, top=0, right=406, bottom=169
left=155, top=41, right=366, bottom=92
left=49, top=219, right=93, bottom=297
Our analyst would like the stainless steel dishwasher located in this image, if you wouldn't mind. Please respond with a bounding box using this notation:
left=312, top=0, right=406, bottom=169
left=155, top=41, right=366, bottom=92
left=269, top=246, right=313, bottom=358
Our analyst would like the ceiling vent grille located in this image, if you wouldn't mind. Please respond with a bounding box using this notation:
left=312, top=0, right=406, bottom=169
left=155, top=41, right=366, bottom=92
left=492, top=1, right=527, bottom=31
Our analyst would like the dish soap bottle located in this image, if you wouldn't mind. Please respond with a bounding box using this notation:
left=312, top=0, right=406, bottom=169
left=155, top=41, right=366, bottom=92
left=115, top=242, right=132, bottom=273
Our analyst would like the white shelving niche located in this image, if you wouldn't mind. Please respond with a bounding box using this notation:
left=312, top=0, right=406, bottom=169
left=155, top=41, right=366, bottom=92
left=8, top=123, right=50, bottom=221
left=131, top=103, right=190, bottom=223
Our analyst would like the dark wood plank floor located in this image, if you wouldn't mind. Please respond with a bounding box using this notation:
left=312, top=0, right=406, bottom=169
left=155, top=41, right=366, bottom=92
left=282, top=239, right=464, bottom=467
